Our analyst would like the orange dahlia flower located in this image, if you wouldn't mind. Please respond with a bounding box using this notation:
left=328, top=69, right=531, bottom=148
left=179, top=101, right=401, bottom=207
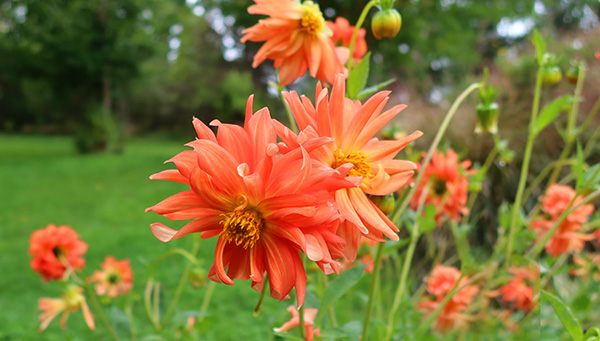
left=88, top=256, right=133, bottom=298
left=498, top=266, right=538, bottom=313
left=572, top=253, right=600, bottom=281
left=29, top=224, right=87, bottom=281
left=241, top=0, right=343, bottom=86
left=417, top=265, right=479, bottom=332
left=276, top=75, right=422, bottom=259
left=411, top=149, right=474, bottom=225
left=327, top=17, right=368, bottom=62
left=38, top=285, right=95, bottom=332
left=530, top=184, right=594, bottom=257
left=274, top=305, right=321, bottom=341
left=596, top=52, right=600, bottom=60
left=147, top=97, right=356, bottom=307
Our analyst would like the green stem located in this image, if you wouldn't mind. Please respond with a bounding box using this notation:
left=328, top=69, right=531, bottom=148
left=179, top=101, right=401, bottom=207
left=505, top=62, right=544, bottom=266
left=362, top=240, right=385, bottom=341
left=298, top=303, right=306, bottom=340
left=253, top=279, right=268, bottom=317
left=144, top=280, right=160, bottom=331
left=584, top=124, right=600, bottom=158
left=346, top=0, right=378, bottom=72
left=199, top=282, right=216, bottom=322
left=390, top=82, right=481, bottom=224
left=125, top=303, right=137, bottom=341
left=85, top=282, right=119, bottom=341
left=578, top=96, right=600, bottom=137
left=539, top=254, right=568, bottom=289
left=522, top=159, right=577, bottom=207
left=161, top=238, right=202, bottom=327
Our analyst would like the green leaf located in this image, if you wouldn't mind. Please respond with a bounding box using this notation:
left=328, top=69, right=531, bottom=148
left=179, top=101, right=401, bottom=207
left=534, top=95, right=570, bottom=135
left=583, top=164, right=600, bottom=190
left=316, top=264, right=366, bottom=325
left=532, top=29, right=546, bottom=65
left=356, top=78, right=395, bottom=100
left=347, top=52, right=371, bottom=99
left=383, top=238, right=411, bottom=256
left=273, top=332, right=305, bottom=341
left=542, top=290, right=583, bottom=341
left=417, top=204, right=437, bottom=234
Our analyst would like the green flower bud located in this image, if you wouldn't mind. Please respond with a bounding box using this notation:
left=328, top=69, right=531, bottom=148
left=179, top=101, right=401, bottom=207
left=371, top=9, right=402, bottom=40
left=475, top=102, right=499, bottom=135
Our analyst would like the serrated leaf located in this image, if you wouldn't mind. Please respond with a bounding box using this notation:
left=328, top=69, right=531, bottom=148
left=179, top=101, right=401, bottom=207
left=417, top=204, right=437, bottom=234
left=532, top=29, right=546, bottom=65
left=534, top=95, right=570, bottom=135
left=316, top=264, right=366, bottom=325
left=542, top=290, right=583, bottom=341
left=347, top=52, right=371, bottom=99
left=356, top=78, right=396, bottom=100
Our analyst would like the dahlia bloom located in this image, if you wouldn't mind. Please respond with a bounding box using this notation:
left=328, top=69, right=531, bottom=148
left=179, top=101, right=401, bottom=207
left=417, top=265, right=479, bottom=332
left=530, top=184, right=594, bottom=257
left=327, top=17, right=368, bottom=62
left=498, top=266, right=538, bottom=313
left=572, top=253, right=600, bottom=281
left=29, top=224, right=87, bottom=281
left=241, top=0, right=343, bottom=86
left=88, top=256, right=134, bottom=298
left=147, top=97, right=356, bottom=307
left=275, top=75, right=422, bottom=259
left=410, top=149, right=474, bottom=225
left=38, top=285, right=95, bottom=332
left=274, top=305, right=321, bottom=341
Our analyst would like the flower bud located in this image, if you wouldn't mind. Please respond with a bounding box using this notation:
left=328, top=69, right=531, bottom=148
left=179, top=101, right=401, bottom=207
left=370, top=194, right=395, bottom=215
left=189, top=267, right=207, bottom=288
left=371, top=9, right=402, bottom=40
left=565, top=64, right=579, bottom=84
left=475, top=102, right=499, bottom=135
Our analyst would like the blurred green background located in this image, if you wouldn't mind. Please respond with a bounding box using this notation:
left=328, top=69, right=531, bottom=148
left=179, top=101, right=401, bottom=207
left=1, top=0, right=600, bottom=339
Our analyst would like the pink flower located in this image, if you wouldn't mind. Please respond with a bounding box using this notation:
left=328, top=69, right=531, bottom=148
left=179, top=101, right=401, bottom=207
left=274, top=306, right=321, bottom=341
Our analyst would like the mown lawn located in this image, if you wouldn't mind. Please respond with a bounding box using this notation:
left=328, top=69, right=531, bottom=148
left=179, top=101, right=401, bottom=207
left=0, top=134, right=327, bottom=341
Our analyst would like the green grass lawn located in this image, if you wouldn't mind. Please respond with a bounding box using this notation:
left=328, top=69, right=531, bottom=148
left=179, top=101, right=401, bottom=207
left=0, top=134, right=320, bottom=341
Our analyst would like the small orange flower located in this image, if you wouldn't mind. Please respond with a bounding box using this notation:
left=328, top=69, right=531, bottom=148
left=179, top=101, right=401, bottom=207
left=530, top=184, right=594, bottom=257
left=276, top=75, right=422, bottom=260
left=411, top=149, right=474, bottom=225
left=498, top=266, right=538, bottom=313
left=417, top=265, right=479, bottom=332
left=327, top=17, right=368, bottom=62
left=88, top=256, right=133, bottom=298
left=38, top=285, right=95, bottom=332
left=596, top=52, right=600, bottom=60
left=147, top=97, right=356, bottom=307
left=572, top=253, right=600, bottom=281
left=274, top=306, right=321, bottom=341
left=241, top=0, right=343, bottom=86
left=29, top=224, right=87, bottom=281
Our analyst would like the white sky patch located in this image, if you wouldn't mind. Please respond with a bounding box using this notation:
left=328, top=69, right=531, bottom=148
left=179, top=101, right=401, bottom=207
left=534, top=0, right=546, bottom=14
left=170, top=23, right=183, bottom=35
left=169, top=37, right=181, bottom=50
left=496, top=17, right=534, bottom=38
left=186, top=0, right=199, bottom=6
left=193, top=5, right=205, bottom=17
left=579, top=5, right=599, bottom=31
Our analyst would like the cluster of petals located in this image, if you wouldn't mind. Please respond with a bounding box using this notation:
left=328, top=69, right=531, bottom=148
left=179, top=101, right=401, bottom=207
left=38, top=285, right=95, bottom=332
left=417, top=265, right=479, bottom=332
left=147, top=96, right=358, bottom=307
left=327, top=17, right=368, bottom=62
left=411, top=149, right=474, bottom=225
left=276, top=74, right=422, bottom=259
left=241, top=0, right=343, bottom=86
left=29, top=224, right=88, bottom=281
left=88, top=256, right=134, bottom=298
left=572, top=253, right=600, bottom=281
left=274, top=305, right=320, bottom=341
left=498, top=266, right=538, bottom=313
left=530, top=184, right=594, bottom=257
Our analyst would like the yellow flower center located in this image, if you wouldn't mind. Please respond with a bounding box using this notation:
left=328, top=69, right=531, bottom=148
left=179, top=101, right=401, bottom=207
left=334, top=150, right=373, bottom=178
left=300, top=1, right=326, bottom=36
left=220, top=209, right=263, bottom=249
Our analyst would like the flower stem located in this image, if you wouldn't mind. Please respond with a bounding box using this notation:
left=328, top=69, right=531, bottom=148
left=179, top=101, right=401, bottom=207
left=279, top=85, right=298, bottom=134
left=362, top=240, right=385, bottom=341
left=505, top=62, right=544, bottom=267
left=390, top=82, right=481, bottom=224
left=298, top=303, right=306, bottom=340
left=125, top=303, right=137, bottom=341
left=199, top=282, right=216, bottom=322
left=253, top=279, right=268, bottom=317
left=84, top=282, right=119, bottom=341
left=144, top=279, right=160, bottom=331
left=347, top=0, right=378, bottom=72
left=161, top=237, right=201, bottom=327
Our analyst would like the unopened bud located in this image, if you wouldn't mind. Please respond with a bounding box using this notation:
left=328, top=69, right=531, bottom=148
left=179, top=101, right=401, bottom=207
left=371, top=9, right=402, bottom=40
left=370, top=194, right=395, bottom=215
left=475, top=102, right=499, bottom=135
